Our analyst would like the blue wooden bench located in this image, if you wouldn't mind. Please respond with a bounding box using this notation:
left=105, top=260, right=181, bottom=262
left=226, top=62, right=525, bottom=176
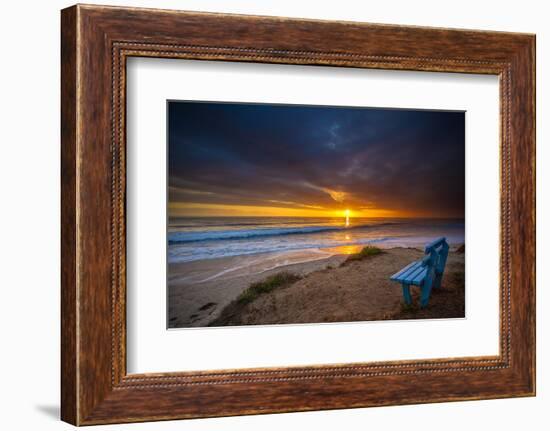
left=390, top=237, right=449, bottom=308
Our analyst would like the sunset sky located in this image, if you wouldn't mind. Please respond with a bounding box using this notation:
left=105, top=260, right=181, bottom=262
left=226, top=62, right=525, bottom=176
left=168, top=101, right=465, bottom=219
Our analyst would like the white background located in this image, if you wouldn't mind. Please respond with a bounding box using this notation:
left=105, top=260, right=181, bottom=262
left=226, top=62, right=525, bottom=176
left=0, top=0, right=547, bottom=430
left=127, top=59, right=499, bottom=373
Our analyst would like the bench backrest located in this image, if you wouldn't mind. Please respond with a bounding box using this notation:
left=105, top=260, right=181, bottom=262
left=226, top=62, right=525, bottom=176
left=424, top=237, right=449, bottom=275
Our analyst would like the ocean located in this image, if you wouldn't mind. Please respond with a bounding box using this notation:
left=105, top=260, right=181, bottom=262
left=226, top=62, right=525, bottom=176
left=168, top=217, right=465, bottom=265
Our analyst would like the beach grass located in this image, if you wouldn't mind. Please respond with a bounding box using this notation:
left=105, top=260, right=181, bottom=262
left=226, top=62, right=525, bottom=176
left=209, top=271, right=302, bottom=326
left=340, top=245, right=383, bottom=266
left=400, top=302, right=419, bottom=313
left=237, top=271, right=302, bottom=305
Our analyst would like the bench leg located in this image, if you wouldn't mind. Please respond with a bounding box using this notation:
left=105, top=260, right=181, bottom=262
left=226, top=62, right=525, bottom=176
left=401, top=283, right=412, bottom=305
left=433, top=272, right=443, bottom=289
left=420, top=277, right=433, bottom=308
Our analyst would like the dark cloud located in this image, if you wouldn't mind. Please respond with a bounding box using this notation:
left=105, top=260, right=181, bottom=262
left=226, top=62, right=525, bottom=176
left=168, top=101, right=465, bottom=217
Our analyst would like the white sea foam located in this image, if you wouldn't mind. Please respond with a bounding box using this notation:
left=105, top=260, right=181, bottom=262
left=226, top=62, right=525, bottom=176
left=167, top=217, right=465, bottom=264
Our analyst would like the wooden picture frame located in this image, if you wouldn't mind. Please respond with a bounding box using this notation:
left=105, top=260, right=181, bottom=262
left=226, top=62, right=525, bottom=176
left=61, top=4, right=535, bottom=425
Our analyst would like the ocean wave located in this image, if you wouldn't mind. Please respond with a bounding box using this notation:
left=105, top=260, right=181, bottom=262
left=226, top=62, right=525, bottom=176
left=168, top=236, right=393, bottom=263
left=168, top=223, right=398, bottom=244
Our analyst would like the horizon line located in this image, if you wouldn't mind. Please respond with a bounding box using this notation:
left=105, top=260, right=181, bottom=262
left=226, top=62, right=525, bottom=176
left=168, top=215, right=465, bottom=219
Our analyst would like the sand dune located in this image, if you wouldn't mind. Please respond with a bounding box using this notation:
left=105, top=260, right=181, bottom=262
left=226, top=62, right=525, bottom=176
left=168, top=246, right=465, bottom=328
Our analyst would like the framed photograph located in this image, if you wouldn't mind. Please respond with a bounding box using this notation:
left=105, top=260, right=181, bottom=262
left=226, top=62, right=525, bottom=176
left=61, top=4, right=535, bottom=425
left=165, top=101, right=466, bottom=329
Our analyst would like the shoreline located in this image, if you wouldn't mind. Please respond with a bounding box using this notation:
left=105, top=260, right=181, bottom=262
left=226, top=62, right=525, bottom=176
left=168, top=244, right=465, bottom=328
left=168, top=250, right=348, bottom=328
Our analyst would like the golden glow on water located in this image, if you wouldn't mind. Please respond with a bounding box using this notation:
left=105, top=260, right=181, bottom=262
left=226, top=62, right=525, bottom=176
left=323, top=244, right=364, bottom=255
left=345, top=209, right=350, bottom=227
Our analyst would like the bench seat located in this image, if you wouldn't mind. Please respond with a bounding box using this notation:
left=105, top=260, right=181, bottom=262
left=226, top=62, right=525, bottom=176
left=390, top=260, right=428, bottom=286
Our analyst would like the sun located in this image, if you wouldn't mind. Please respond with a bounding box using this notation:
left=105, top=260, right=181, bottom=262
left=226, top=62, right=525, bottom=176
left=344, top=209, right=351, bottom=226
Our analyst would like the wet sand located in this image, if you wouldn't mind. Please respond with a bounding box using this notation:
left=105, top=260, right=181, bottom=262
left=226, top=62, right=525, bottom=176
left=168, top=246, right=465, bottom=328
left=168, top=250, right=347, bottom=328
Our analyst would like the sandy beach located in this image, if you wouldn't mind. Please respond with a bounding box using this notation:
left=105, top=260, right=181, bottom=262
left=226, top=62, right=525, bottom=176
left=168, top=245, right=465, bottom=328
left=168, top=249, right=348, bottom=327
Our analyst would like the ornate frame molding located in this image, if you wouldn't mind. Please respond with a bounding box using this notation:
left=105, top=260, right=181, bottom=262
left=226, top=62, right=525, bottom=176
left=61, top=5, right=535, bottom=425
